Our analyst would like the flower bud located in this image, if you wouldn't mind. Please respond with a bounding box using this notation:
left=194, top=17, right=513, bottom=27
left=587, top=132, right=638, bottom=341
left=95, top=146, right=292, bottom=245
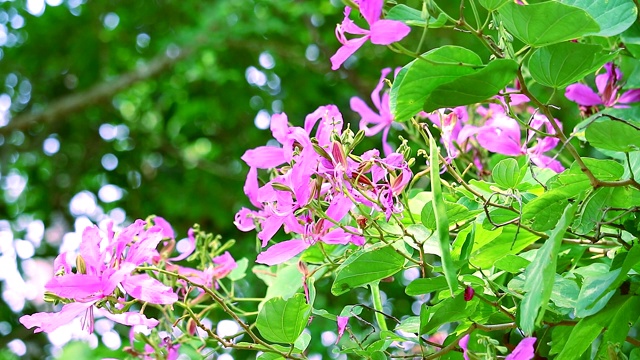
left=464, top=286, right=475, bottom=301
left=76, top=255, right=87, bottom=274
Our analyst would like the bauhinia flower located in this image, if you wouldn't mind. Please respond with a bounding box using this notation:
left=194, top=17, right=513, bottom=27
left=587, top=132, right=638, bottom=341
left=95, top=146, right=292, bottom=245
left=331, top=0, right=411, bottom=70
left=20, top=220, right=178, bottom=334
left=475, top=112, right=564, bottom=173
left=351, top=67, right=399, bottom=156
left=566, top=62, right=640, bottom=110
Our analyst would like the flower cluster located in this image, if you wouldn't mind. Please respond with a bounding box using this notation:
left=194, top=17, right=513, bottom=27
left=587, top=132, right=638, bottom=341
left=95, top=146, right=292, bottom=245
left=19, top=217, right=236, bottom=335
left=234, top=104, right=412, bottom=265
left=425, top=88, right=564, bottom=173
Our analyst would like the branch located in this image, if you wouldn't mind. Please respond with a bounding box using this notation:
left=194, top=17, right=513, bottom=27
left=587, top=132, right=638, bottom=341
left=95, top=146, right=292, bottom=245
left=1, top=46, right=193, bottom=134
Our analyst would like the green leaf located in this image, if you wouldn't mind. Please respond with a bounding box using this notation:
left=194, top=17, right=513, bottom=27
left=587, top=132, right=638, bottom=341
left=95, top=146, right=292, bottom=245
left=586, top=120, right=640, bottom=152
left=395, top=316, right=420, bottom=333
left=519, top=201, right=577, bottom=335
left=390, top=46, right=482, bottom=122
left=557, top=296, right=638, bottom=360
left=527, top=42, right=616, bottom=88
left=621, top=22, right=640, bottom=59
left=386, top=4, right=446, bottom=28
left=478, top=0, right=509, bottom=11
left=256, top=294, right=311, bottom=344
left=558, top=0, right=637, bottom=37
left=331, top=244, right=405, bottom=296
left=596, top=297, right=640, bottom=358
left=421, top=201, right=481, bottom=230
left=573, top=188, right=614, bottom=235
left=494, top=254, right=530, bottom=273
left=575, top=245, right=640, bottom=317
left=498, top=2, right=599, bottom=47
left=430, top=135, right=458, bottom=296
left=492, top=158, right=522, bottom=189
left=420, top=293, right=473, bottom=334
left=469, top=225, right=539, bottom=269
left=405, top=276, right=449, bottom=296
left=422, top=59, right=519, bottom=112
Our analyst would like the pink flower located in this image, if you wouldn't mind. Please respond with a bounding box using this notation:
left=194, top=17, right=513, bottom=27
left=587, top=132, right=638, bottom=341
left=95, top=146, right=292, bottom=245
left=506, top=337, right=537, bottom=360
left=20, top=220, right=178, bottom=334
left=476, top=113, right=564, bottom=173
left=351, top=68, right=399, bottom=155
left=566, top=63, right=640, bottom=108
left=331, top=0, right=411, bottom=70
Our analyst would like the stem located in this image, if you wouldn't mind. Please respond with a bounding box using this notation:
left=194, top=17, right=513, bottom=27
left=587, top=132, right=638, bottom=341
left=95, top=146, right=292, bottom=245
left=370, top=282, right=388, bottom=332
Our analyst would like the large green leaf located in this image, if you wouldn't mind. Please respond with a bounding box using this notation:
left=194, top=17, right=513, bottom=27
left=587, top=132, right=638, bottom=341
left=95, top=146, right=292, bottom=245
left=559, top=0, right=637, bottom=37
left=498, top=2, right=599, bottom=47
left=430, top=136, right=458, bottom=296
left=405, top=276, right=449, bottom=296
left=422, top=59, right=519, bottom=112
left=573, top=188, right=614, bottom=234
left=585, top=120, right=640, bottom=152
left=575, top=245, right=640, bottom=317
left=478, top=0, right=509, bottom=11
left=556, top=296, right=639, bottom=360
left=421, top=200, right=481, bottom=230
left=595, top=297, right=640, bottom=358
left=256, top=294, right=311, bottom=344
left=390, top=46, right=482, bottom=122
left=331, top=244, right=405, bottom=296
left=527, top=42, right=616, bottom=88
left=492, top=158, right=523, bottom=189
left=519, top=202, right=577, bottom=335
left=420, top=293, right=475, bottom=334
left=469, top=225, right=539, bottom=268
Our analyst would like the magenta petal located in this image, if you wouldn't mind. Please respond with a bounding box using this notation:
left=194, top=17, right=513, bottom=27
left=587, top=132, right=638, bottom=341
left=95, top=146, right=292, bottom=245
left=169, top=228, right=196, bottom=261
left=618, top=89, right=640, bottom=104
left=326, top=193, right=353, bottom=223
left=256, top=239, right=310, bottom=266
left=234, top=208, right=256, bottom=231
left=258, top=213, right=286, bottom=247
left=460, top=334, right=470, bottom=360
left=122, top=274, right=178, bottom=305
left=359, top=0, right=382, bottom=25
left=336, top=316, right=349, bottom=343
left=45, top=274, right=103, bottom=299
left=241, top=146, right=286, bottom=169
left=330, top=36, right=369, bottom=70
left=270, top=113, right=289, bottom=144
left=565, top=83, right=602, bottom=106
left=102, top=311, right=159, bottom=329
left=80, top=226, right=103, bottom=272
left=369, top=20, right=411, bottom=45
left=212, top=251, right=237, bottom=279
left=152, top=217, right=175, bottom=239
left=20, top=301, right=95, bottom=333
left=506, top=337, right=537, bottom=360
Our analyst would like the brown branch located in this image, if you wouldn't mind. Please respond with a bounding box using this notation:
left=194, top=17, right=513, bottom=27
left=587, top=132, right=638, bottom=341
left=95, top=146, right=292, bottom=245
left=1, top=46, right=193, bottom=134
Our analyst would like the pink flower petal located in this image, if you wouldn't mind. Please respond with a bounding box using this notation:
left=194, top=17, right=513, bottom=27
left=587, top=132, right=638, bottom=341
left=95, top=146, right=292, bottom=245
left=20, top=301, right=95, bottom=333
left=460, top=334, right=470, bottom=360
left=360, top=0, right=382, bottom=25
left=152, top=216, right=175, bottom=239
left=169, top=228, right=196, bottom=261
left=330, top=36, right=369, bottom=70
left=241, top=146, right=286, bottom=169
left=102, top=311, right=159, bottom=329
left=256, top=239, right=310, bottom=266
left=565, top=83, right=602, bottom=106
left=336, top=316, right=349, bottom=343
left=122, top=274, right=178, bottom=305
left=369, top=20, right=411, bottom=45
left=506, top=337, right=537, bottom=360
left=619, top=89, right=640, bottom=104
